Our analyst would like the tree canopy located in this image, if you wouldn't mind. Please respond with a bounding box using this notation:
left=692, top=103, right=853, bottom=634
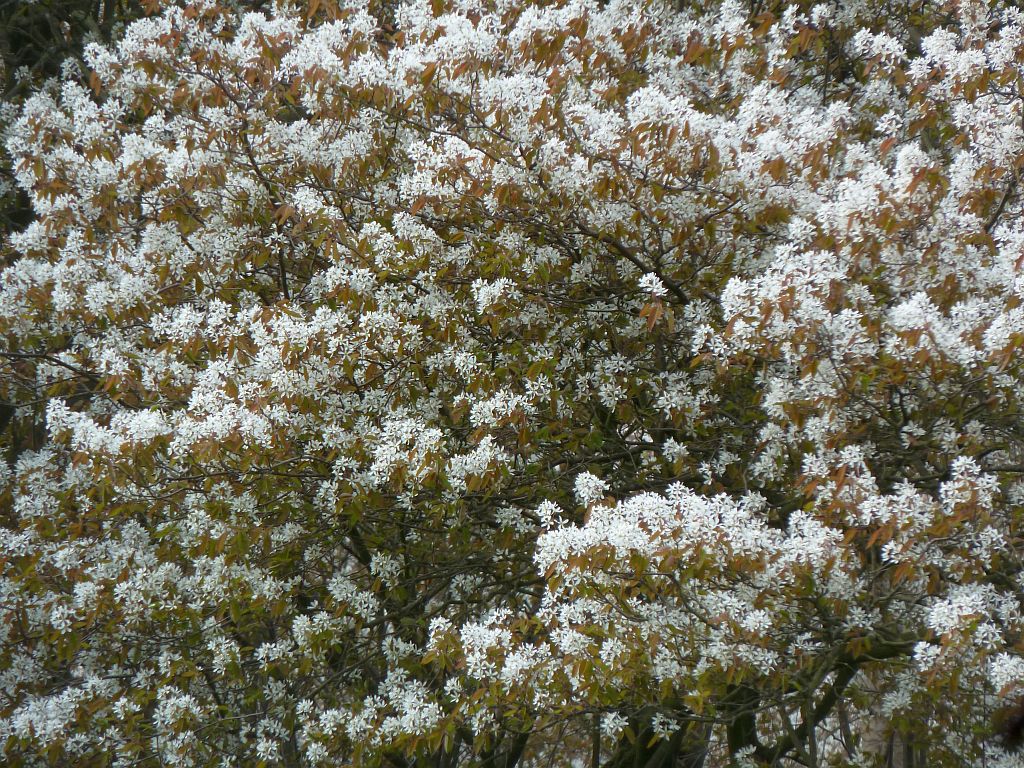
left=3, top=0, right=1024, bottom=766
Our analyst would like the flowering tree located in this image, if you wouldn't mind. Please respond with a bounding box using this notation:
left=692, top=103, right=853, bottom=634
left=3, top=0, right=1024, bottom=765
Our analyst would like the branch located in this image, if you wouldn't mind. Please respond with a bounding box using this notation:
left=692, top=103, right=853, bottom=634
left=757, top=664, right=858, bottom=765
left=985, top=174, right=1017, bottom=233
left=756, top=635, right=916, bottom=766
left=571, top=216, right=691, bottom=307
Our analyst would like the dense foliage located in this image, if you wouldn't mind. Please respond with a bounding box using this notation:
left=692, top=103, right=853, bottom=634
left=3, top=0, right=1024, bottom=766
left=0, top=0, right=145, bottom=232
